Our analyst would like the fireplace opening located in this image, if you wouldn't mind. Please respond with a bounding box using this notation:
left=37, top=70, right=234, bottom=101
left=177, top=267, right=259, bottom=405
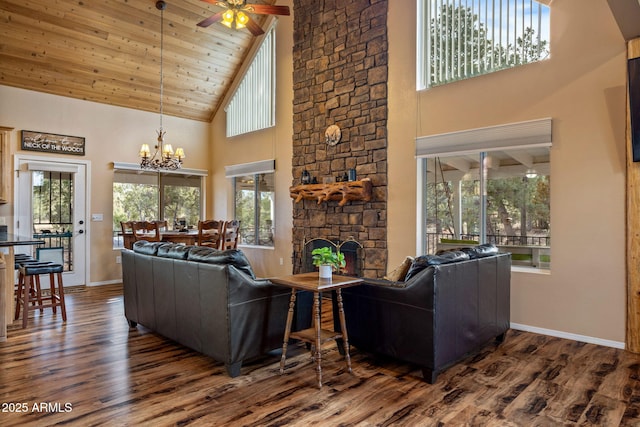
left=302, top=236, right=364, bottom=277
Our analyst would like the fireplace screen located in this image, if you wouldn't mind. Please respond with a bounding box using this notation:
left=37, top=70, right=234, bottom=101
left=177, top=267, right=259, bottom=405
left=302, top=237, right=364, bottom=277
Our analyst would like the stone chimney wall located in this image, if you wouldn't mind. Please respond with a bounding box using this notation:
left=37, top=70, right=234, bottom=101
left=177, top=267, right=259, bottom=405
left=291, top=0, right=388, bottom=278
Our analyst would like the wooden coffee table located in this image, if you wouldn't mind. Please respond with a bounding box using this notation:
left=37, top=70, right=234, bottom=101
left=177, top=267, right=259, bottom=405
left=270, top=272, right=363, bottom=388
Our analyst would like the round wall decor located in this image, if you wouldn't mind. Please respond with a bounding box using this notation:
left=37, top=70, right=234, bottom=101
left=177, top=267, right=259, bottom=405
left=325, top=125, right=341, bottom=146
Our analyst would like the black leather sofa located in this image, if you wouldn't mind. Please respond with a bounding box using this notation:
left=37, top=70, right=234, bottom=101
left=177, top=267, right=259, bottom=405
left=122, top=241, right=310, bottom=377
left=337, top=244, right=511, bottom=383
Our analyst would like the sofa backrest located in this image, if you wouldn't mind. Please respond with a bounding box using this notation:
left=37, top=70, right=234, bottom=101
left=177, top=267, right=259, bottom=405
left=404, top=243, right=501, bottom=281
left=132, top=240, right=256, bottom=279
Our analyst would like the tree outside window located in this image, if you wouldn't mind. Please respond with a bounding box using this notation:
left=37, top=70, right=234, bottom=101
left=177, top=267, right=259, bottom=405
left=424, top=148, right=550, bottom=269
left=419, top=0, right=550, bottom=88
left=234, top=173, right=274, bottom=247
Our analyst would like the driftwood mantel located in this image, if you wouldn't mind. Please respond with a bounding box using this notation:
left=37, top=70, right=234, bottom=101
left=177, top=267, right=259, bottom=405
left=290, top=179, right=372, bottom=206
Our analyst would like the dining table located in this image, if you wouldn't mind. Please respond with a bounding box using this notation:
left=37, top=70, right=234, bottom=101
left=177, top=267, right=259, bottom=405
left=0, top=232, right=46, bottom=341
left=160, top=229, right=198, bottom=245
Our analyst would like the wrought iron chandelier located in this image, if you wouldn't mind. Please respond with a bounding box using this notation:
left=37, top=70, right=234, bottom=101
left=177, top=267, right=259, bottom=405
left=139, top=0, right=185, bottom=171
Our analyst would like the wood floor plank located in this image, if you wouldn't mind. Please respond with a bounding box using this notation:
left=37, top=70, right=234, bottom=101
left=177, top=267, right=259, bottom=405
left=1, top=284, right=640, bottom=426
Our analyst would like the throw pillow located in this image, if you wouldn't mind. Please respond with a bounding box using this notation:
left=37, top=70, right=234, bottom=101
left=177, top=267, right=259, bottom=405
left=384, top=256, right=414, bottom=282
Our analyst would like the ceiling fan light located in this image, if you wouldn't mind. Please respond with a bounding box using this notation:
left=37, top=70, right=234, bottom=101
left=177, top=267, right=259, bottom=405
left=236, top=11, right=249, bottom=29
left=222, top=9, right=234, bottom=27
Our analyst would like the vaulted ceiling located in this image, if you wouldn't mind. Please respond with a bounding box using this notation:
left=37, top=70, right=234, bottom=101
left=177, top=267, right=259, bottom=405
left=0, top=0, right=284, bottom=122
left=1, top=1, right=639, bottom=125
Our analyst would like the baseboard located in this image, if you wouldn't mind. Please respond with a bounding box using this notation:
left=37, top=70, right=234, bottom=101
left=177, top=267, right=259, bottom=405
left=88, top=279, right=122, bottom=287
left=510, top=322, right=625, bottom=350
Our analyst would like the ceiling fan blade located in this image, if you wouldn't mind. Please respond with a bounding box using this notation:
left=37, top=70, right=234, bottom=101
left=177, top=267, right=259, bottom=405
left=197, top=11, right=224, bottom=28
left=200, top=0, right=229, bottom=7
left=245, top=16, right=265, bottom=36
left=244, top=4, right=290, bottom=16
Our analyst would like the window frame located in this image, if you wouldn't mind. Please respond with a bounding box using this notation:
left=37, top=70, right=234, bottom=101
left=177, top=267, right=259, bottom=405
left=112, top=163, right=207, bottom=248
left=226, top=159, right=276, bottom=248
left=224, top=25, right=276, bottom=137
left=416, top=119, right=552, bottom=271
left=417, top=0, right=550, bottom=90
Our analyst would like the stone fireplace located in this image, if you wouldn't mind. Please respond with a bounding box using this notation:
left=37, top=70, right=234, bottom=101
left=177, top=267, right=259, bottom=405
left=291, top=0, right=389, bottom=279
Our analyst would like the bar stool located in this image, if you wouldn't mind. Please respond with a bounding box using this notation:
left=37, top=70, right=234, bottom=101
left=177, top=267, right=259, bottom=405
left=15, top=262, right=66, bottom=328
left=13, top=255, right=43, bottom=313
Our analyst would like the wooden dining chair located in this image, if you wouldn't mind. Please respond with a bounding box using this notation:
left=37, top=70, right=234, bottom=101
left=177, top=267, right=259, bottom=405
left=132, top=221, right=162, bottom=242
left=120, top=221, right=135, bottom=249
left=154, top=220, right=168, bottom=231
left=220, top=220, right=241, bottom=250
left=197, top=220, right=223, bottom=248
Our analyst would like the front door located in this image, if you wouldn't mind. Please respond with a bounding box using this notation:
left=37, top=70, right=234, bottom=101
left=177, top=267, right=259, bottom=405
left=15, top=155, right=88, bottom=286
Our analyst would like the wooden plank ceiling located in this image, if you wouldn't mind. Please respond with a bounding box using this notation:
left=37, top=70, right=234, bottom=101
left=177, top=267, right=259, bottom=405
left=0, top=0, right=280, bottom=122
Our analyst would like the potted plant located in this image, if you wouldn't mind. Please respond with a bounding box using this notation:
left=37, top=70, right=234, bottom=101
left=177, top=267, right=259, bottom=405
left=311, top=246, right=346, bottom=278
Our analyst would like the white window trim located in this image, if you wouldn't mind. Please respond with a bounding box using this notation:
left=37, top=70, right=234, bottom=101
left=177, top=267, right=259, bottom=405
left=415, top=117, right=552, bottom=158
left=112, top=162, right=208, bottom=177
left=225, top=159, right=275, bottom=178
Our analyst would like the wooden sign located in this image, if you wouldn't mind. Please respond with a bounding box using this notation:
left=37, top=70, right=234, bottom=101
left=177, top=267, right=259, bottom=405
left=21, top=130, right=85, bottom=156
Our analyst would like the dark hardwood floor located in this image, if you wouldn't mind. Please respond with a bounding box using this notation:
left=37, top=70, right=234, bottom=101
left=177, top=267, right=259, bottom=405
left=1, top=284, right=639, bottom=426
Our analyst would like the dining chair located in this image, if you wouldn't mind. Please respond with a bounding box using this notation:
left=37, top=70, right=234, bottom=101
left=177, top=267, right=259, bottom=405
left=154, top=220, right=168, bottom=231
left=197, top=220, right=223, bottom=248
left=120, top=221, right=135, bottom=249
left=132, top=221, right=162, bottom=242
left=221, top=220, right=241, bottom=250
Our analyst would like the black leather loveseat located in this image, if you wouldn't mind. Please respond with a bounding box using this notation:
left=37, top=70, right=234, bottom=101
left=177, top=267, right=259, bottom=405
left=338, top=244, right=511, bottom=383
left=122, top=241, right=309, bottom=377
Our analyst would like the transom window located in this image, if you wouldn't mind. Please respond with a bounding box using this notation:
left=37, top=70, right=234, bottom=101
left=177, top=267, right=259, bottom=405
left=417, top=0, right=550, bottom=89
left=225, top=26, right=276, bottom=137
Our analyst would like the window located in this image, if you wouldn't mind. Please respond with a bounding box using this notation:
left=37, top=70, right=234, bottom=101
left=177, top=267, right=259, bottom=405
left=233, top=174, right=275, bottom=246
left=226, top=160, right=276, bottom=247
left=417, top=0, right=550, bottom=89
left=113, top=169, right=203, bottom=247
left=417, top=119, right=551, bottom=270
left=225, top=26, right=276, bottom=137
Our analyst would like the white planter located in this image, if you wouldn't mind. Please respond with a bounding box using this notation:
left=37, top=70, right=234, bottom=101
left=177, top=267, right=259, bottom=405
left=318, top=264, right=333, bottom=279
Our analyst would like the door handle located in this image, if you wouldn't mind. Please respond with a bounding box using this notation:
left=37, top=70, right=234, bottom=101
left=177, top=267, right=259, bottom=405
left=78, top=230, right=84, bottom=234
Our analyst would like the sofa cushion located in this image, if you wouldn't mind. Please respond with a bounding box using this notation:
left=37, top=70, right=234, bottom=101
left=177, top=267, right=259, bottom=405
left=157, top=243, right=192, bottom=259
left=133, top=241, right=169, bottom=256
left=405, top=251, right=470, bottom=281
left=188, top=247, right=256, bottom=279
left=384, top=256, right=414, bottom=282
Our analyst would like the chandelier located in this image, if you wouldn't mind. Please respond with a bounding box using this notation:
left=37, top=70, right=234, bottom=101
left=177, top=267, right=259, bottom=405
left=139, top=0, right=185, bottom=171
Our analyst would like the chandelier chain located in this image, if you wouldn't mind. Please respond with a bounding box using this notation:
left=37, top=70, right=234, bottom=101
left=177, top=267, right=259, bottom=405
left=138, top=0, right=184, bottom=171
left=159, top=2, right=164, bottom=132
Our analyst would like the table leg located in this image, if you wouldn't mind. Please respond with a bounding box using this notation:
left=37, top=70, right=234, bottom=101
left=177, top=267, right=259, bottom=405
left=336, top=289, right=352, bottom=373
left=280, top=288, right=297, bottom=374
left=313, top=291, right=322, bottom=388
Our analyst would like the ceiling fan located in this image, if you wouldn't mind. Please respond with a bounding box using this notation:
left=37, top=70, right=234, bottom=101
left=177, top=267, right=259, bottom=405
left=197, top=0, right=290, bottom=36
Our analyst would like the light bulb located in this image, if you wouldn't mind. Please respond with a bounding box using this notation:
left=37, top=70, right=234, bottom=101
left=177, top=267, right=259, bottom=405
left=236, top=11, right=248, bottom=29
left=222, top=9, right=234, bottom=28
